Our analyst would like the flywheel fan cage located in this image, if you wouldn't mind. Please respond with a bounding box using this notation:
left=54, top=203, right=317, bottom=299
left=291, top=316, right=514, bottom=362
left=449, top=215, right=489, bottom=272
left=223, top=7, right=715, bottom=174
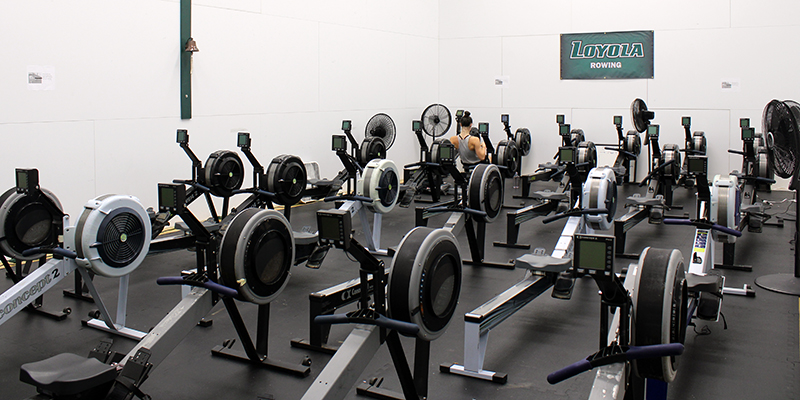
left=95, top=208, right=146, bottom=268
left=75, top=195, right=151, bottom=277
left=266, top=155, right=307, bottom=206
left=0, top=188, right=63, bottom=261
left=204, top=150, right=245, bottom=197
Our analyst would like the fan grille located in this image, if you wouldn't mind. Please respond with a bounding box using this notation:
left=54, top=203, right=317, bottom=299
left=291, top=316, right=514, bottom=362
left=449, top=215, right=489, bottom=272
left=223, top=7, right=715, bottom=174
left=96, top=210, right=145, bottom=268
left=421, top=104, right=452, bottom=138
left=365, top=113, right=397, bottom=150
left=378, top=169, right=399, bottom=207
left=763, top=99, right=800, bottom=179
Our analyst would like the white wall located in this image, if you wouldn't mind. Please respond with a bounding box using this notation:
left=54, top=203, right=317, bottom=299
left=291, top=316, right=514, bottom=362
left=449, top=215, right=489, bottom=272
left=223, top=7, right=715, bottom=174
left=0, top=0, right=439, bottom=217
left=3, top=0, right=799, bottom=218
left=439, top=0, right=800, bottom=185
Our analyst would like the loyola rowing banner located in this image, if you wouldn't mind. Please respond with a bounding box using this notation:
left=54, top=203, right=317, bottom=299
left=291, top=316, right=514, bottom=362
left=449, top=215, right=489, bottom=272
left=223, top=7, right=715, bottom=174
left=560, top=30, right=654, bottom=80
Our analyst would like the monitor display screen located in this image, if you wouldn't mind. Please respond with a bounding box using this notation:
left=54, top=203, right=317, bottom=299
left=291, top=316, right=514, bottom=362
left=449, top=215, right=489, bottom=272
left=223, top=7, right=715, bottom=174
left=238, top=132, right=249, bottom=147
left=742, top=127, right=755, bottom=140
left=559, top=148, right=574, bottom=163
left=318, top=214, right=342, bottom=241
left=342, top=120, right=352, bottom=131
left=556, top=115, right=565, bottom=124
left=176, top=129, right=188, bottom=143
left=687, top=157, right=706, bottom=175
left=577, top=240, right=609, bottom=271
left=501, top=114, right=509, bottom=124
left=613, top=116, right=622, bottom=125
left=159, top=186, right=175, bottom=208
left=332, top=135, right=347, bottom=151
left=439, top=145, right=452, bottom=159
left=682, top=116, right=691, bottom=126
left=559, top=124, right=570, bottom=136
left=412, top=120, right=421, bottom=131
left=647, top=125, right=659, bottom=138
left=16, top=170, right=27, bottom=190
left=740, top=118, right=750, bottom=128
left=456, top=110, right=464, bottom=118
left=478, top=123, right=489, bottom=134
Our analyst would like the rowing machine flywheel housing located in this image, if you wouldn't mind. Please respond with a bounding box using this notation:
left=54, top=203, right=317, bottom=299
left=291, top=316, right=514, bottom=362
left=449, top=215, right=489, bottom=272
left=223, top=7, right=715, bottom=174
left=69, top=195, right=151, bottom=277
left=203, top=150, right=245, bottom=197
left=357, top=137, right=387, bottom=167
left=496, top=140, right=520, bottom=178
left=265, top=154, right=307, bottom=206
left=357, top=159, right=399, bottom=214
left=691, top=131, right=707, bottom=154
left=581, top=167, right=617, bottom=231
left=0, top=187, right=63, bottom=261
left=710, top=175, right=741, bottom=244
left=624, top=131, right=641, bottom=156
left=388, top=227, right=462, bottom=341
left=576, top=141, right=598, bottom=171
left=631, top=247, right=688, bottom=383
left=756, top=146, right=773, bottom=181
left=467, top=164, right=504, bottom=223
left=218, top=209, right=294, bottom=305
left=661, top=144, right=682, bottom=178
left=514, top=128, right=532, bottom=156
left=429, top=139, right=452, bottom=166
left=570, top=129, right=586, bottom=147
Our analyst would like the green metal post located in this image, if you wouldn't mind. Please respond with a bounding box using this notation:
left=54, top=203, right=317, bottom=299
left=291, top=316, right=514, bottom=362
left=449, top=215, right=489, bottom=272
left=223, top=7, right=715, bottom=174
left=180, top=0, right=192, bottom=119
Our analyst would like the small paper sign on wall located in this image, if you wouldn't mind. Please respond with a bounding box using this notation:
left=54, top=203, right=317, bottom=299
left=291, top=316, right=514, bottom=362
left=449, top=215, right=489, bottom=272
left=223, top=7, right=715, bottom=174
left=560, top=31, right=654, bottom=80
left=27, top=66, right=56, bottom=90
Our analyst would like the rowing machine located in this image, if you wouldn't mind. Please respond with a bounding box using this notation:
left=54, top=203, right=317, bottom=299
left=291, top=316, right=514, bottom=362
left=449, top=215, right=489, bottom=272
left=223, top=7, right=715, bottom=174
left=440, top=166, right=617, bottom=383
left=300, top=208, right=462, bottom=400
left=547, top=233, right=688, bottom=400
left=18, top=205, right=307, bottom=400
left=1, top=187, right=152, bottom=340
left=415, top=140, right=512, bottom=269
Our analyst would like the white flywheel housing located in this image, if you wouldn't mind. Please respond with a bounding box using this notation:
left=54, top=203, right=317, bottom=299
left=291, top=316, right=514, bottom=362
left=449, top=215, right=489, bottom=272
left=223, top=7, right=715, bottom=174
left=0, top=187, right=63, bottom=261
left=581, top=167, right=617, bottom=231
left=357, top=158, right=399, bottom=214
left=69, top=194, right=151, bottom=277
left=711, top=175, right=740, bottom=244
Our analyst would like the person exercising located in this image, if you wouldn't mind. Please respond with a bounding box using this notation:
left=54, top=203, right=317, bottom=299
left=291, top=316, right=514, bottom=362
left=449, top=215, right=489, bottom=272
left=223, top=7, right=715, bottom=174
left=450, top=111, right=490, bottom=172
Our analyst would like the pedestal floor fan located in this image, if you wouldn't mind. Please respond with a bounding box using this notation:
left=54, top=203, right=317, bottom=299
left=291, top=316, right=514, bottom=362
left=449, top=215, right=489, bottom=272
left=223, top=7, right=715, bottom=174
left=755, top=99, right=800, bottom=295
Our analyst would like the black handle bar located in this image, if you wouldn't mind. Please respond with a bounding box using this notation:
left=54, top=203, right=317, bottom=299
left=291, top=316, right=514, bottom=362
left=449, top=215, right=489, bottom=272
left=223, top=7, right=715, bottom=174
left=662, top=218, right=742, bottom=237
left=232, top=188, right=276, bottom=199
left=156, top=276, right=240, bottom=299
left=314, top=313, right=420, bottom=336
left=638, top=160, right=676, bottom=187
left=172, top=179, right=211, bottom=193
left=543, top=208, right=608, bottom=224
left=680, top=149, right=705, bottom=155
left=22, top=247, right=78, bottom=259
left=324, top=195, right=374, bottom=203
left=547, top=343, right=684, bottom=384
left=426, top=206, right=487, bottom=218
left=730, top=172, right=776, bottom=185
left=603, top=146, right=636, bottom=159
